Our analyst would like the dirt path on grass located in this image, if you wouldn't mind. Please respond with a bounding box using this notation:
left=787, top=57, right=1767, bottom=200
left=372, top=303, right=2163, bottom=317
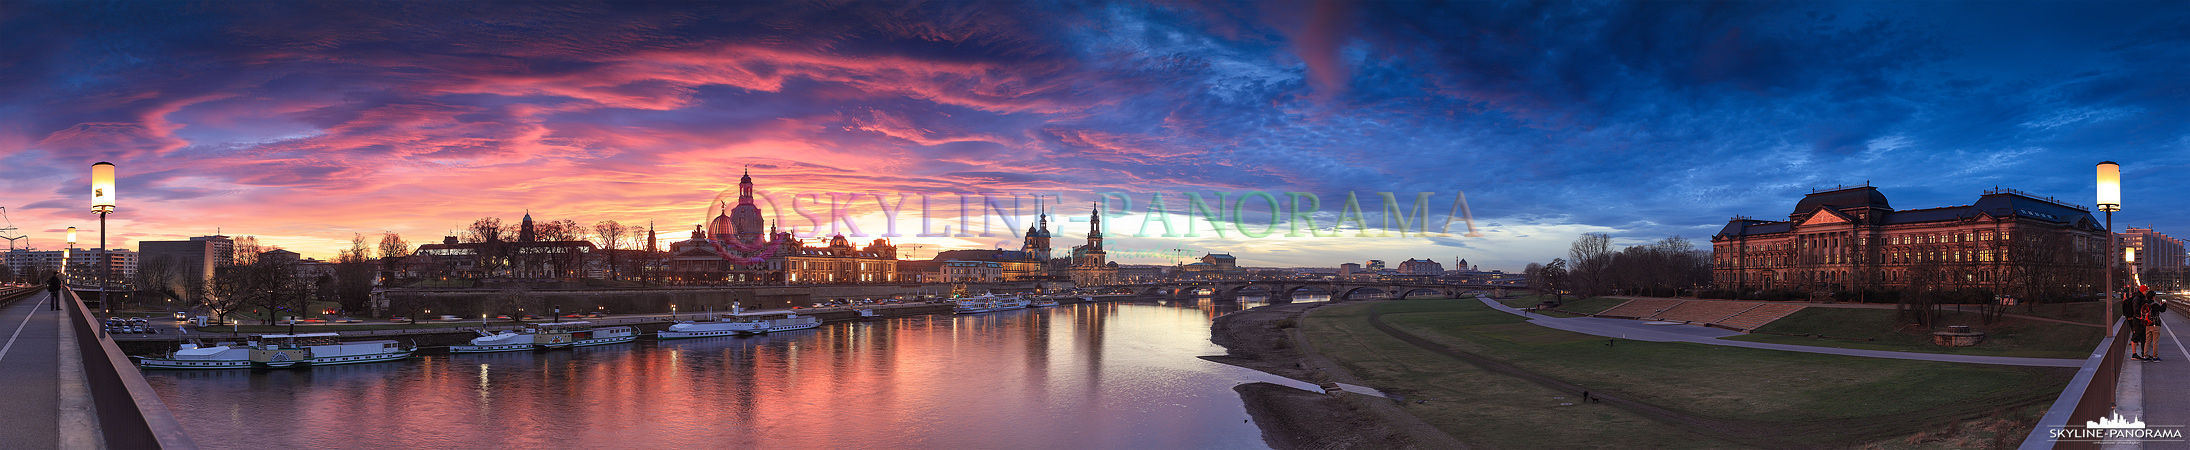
left=1364, top=305, right=2067, bottom=449
left=1203, top=303, right=1466, bottom=450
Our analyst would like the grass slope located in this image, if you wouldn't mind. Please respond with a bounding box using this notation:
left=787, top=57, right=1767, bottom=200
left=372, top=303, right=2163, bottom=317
left=1728, top=307, right=2102, bottom=359
left=1305, top=298, right=2071, bottom=448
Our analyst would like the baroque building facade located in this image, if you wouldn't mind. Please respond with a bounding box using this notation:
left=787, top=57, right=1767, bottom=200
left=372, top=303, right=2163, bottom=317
left=1711, top=186, right=2107, bottom=298
left=664, top=170, right=898, bottom=284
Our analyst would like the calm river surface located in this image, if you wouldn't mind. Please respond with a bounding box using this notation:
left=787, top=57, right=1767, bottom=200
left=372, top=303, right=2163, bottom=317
left=146, top=298, right=1321, bottom=450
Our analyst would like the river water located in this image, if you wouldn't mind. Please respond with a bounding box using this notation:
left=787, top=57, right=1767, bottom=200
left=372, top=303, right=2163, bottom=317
left=145, top=297, right=1324, bottom=450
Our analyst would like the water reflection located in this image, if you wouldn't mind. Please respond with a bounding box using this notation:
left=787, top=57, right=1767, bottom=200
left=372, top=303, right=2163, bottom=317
left=146, top=298, right=1318, bottom=450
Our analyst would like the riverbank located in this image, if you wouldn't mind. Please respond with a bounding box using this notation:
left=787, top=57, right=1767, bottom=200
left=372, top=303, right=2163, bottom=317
left=1204, top=302, right=1464, bottom=450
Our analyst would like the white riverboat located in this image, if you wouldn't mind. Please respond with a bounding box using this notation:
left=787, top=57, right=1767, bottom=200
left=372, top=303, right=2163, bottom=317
left=657, top=315, right=766, bottom=339
left=1030, top=298, right=1059, bottom=308
left=743, top=314, right=821, bottom=335
left=451, top=322, right=636, bottom=353
left=136, top=333, right=413, bottom=370
left=954, top=295, right=1030, bottom=314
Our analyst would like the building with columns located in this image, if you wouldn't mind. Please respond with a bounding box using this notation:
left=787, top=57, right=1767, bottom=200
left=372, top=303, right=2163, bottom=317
left=1711, top=185, right=2107, bottom=299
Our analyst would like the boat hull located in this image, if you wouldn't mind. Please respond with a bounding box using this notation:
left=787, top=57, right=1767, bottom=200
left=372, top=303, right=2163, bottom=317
left=572, top=335, right=637, bottom=347
left=135, top=357, right=253, bottom=370
left=449, top=343, right=535, bottom=353
left=257, top=351, right=414, bottom=369
left=656, top=329, right=742, bottom=340
left=140, top=350, right=414, bottom=370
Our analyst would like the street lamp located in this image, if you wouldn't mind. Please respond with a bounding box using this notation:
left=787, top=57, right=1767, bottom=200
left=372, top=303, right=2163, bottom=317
left=2127, top=247, right=2141, bottom=286
left=91, top=162, right=115, bottom=315
left=64, top=227, right=76, bottom=281
left=2097, top=161, right=2121, bottom=336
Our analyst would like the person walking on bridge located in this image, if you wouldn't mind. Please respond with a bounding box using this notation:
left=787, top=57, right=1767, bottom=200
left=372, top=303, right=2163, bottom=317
left=2126, top=290, right=2151, bottom=361
left=2145, top=286, right=2165, bottom=362
left=46, top=273, right=62, bottom=311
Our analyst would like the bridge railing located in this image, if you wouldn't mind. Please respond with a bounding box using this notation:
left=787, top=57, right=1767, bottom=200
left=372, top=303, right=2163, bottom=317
left=64, top=289, right=199, bottom=449
left=2019, top=318, right=2125, bottom=450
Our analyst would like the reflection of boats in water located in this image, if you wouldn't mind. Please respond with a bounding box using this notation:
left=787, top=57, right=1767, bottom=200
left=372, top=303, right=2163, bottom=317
left=136, top=333, right=413, bottom=370
left=452, top=322, right=637, bottom=353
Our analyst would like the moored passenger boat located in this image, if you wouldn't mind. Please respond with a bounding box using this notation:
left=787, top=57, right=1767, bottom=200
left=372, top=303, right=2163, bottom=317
left=452, top=321, right=635, bottom=353
left=136, top=333, right=413, bottom=370
left=741, top=314, right=821, bottom=335
left=657, top=315, right=765, bottom=339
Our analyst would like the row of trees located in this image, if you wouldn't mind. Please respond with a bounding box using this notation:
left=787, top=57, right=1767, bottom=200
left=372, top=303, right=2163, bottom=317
left=1525, top=233, right=1712, bottom=302
left=416, top=217, right=654, bottom=281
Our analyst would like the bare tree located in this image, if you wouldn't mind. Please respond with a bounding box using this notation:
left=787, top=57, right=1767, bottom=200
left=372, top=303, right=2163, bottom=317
left=593, top=221, right=629, bottom=280
left=232, top=236, right=262, bottom=266
left=378, top=232, right=411, bottom=283
left=465, top=217, right=508, bottom=276
left=1567, top=233, right=1614, bottom=298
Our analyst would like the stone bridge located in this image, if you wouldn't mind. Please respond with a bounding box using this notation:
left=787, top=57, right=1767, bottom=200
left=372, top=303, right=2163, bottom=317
left=1105, top=280, right=1501, bottom=302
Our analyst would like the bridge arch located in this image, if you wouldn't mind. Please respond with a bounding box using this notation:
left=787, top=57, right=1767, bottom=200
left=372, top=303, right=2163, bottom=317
left=1395, top=287, right=1455, bottom=299
left=1338, top=286, right=1392, bottom=301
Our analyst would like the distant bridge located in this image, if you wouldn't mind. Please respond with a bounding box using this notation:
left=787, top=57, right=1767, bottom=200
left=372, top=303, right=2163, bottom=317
left=1098, top=280, right=1506, bottom=302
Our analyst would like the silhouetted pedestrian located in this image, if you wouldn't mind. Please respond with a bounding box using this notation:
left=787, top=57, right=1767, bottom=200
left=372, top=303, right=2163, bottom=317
left=46, top=274, right=62, bottom=310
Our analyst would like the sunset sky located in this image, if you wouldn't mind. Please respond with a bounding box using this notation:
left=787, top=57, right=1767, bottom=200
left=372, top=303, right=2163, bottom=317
left=3, top=1, right=2186, bottom=271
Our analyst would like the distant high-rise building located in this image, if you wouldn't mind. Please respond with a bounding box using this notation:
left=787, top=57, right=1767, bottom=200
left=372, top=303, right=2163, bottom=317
left=138, top=234, right=235, bottom=286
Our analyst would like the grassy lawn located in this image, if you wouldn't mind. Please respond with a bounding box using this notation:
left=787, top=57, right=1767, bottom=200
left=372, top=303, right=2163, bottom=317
left=2012, top=302, right=2107, bottom=326
left=1726, top=307, right=2103, bottom=359
left=1305, top=298, right=2071, bottom=448
left=1302, top=300, right=1735, bottom=449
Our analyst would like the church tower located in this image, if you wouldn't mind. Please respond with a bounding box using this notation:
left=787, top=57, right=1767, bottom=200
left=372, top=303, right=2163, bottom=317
left=1081, top=203, right=1105, bottom=266
left=519, top=210, right=536, bottom=242
left=1023, top=196, right=1051, bottom=264
left=730, top=168, right=766, bottom=245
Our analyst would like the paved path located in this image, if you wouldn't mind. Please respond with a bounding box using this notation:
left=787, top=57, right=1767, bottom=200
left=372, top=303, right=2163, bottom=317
left=1480, top=296, right=2085, bottom=367
left=1606, top=295, right=2107, bottom=328
left=0, top=291, right=62, bottom=448
left=2120, top=305, right=2190, bottom=447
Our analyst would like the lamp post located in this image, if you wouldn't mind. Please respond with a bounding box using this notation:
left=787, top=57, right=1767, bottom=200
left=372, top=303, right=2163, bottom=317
left=91, top=162, right=115, bottom=315
left=2097, top=161, right=2121, bottom=337
left=64, top=227, right=76, bottom=282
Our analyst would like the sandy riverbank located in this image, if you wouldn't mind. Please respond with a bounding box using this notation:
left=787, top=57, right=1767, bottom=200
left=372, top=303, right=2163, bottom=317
left=1204, top=302, right=1463, bottom=450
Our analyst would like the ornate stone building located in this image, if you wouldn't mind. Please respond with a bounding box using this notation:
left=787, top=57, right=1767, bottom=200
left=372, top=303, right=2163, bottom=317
left=1711, top=185, right=2107, bottom=298
left=664, top=170, right=898, bottom=284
